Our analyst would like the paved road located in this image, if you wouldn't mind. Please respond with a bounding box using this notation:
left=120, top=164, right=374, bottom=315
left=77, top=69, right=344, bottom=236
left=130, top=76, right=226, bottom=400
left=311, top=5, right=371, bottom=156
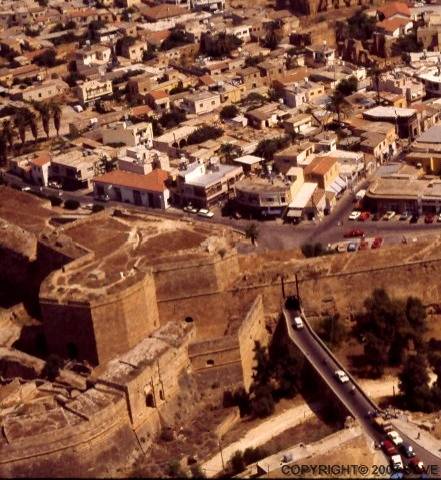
left=4, top=171, right=441, bottom=253
left=282, top=302, right=441, bottom=477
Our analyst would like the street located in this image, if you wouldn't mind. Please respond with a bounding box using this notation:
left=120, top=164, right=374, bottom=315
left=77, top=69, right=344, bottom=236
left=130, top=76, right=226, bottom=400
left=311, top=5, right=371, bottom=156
left=283, top=301, right=441, bottom=477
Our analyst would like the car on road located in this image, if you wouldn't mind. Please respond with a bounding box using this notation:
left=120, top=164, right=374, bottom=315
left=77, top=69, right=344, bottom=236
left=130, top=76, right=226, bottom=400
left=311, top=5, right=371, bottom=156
left=381, top=439, right=398, bottom=456
left=336, top=243, right=347, bottom=253
left=409, top=457, right=424, bottom=473
left=371, top=237, right=383, bottom=249
left=81, top=203, right=94, bottom=210
left=293, top=316, right=304, bottom=330
left=388, top=430, right=404, bottom=446
left=347, top=242, right=358, bottom=252
left=382, top=211, right=396, bottom=221
left=348, top=210, right=361, bottom=221
left=343, top=229, right=364, bottom=238
left=438, top=213, right=441, bottom=223
left=410, top=214, right=419, bottom=224
left=358, top=211, right=370, bottom=221
left=390, top=454, right=404, bottom=471
left=197, top=208, right=214, bottom=218
left=21, top=186, right=31, bottom=192
left=183, top=204, right=198, bottom=214
left=399, top=443, right=416, bottom=458
left=334, top=369, right=349, bottom=383
left=424, top=213, right=434, bottom=224
left=399, top=211, right=410, bottom=221
left=48, top=180, right=62, bottom=189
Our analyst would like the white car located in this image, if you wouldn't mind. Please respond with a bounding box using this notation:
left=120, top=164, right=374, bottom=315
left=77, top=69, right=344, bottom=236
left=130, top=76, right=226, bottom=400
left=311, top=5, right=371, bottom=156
left=197, top=208, right=214, bottom=218
left=21, top=186, right=31, bottom=192
left=293, top=316, right=303, bottom=329
left=390, top=454, right=403, bottom=471
left=48, top=180, right=62, bottom=189
left=348, top=211, right=361, bottom=221
left=334, top=370, right=350, bottom=383
left=383, top=211, right=396, bottom=221
left=388, top=430, right=403, bottom=446
left=82, top=203, right=94, bottom=210
left=183, top=205, right=198, bottom=214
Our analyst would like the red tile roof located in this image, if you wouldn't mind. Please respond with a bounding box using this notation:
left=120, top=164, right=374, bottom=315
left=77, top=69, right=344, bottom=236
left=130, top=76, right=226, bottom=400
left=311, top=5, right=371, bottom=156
left=199, top=74, right=216, bottom=86
left=31, top=151, right=51, bottom=167
left=376, top=17, right=411, bottom=33
left=139, top=4, right=187, bottom=20
left=93, top=169, right=169, bottom=193
left=148, top=89, right=168, bottom=100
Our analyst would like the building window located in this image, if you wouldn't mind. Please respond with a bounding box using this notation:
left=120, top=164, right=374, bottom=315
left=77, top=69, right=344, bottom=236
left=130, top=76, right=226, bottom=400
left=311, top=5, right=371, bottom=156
left=159, top=389, right=165, bottom=401
left=146, top=392, right=155, bottom=407
left=206, top=359, right=214, bottom=367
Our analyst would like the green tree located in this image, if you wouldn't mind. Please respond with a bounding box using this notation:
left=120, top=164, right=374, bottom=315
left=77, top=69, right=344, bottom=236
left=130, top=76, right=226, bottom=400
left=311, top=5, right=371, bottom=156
left=243, top=447, right=267, bottom=465
left=0, top=131, right=7, bottom=166
left=326, top=91, right=350, bottom=125
left=318, top=314, right=347, bottom=348
left=254, top=136, right=289, bottom=161
left=187, top=125, right=223, bottom=145
left=2, top=119, right=15, bottom=149
left=336, top=76, right=358, bottom=96
left=228, top=451, right=246, bottom=475
left=245, top=223, right=259, bottom=245
left=262, top=25, right=281, bottom=50
left=190, top=464, right=205, bottom=478
left=399, top=354, right=433, bottom=412
left=14, top=109, right=29, bottom=145
left=201, top=32, right=242, bottom=58
left=218, top=142, right=242, bottom=163
left=167, top=460, right=187, bottom=478
left=34, top=102, right=51, bottom=139
left=220, top=104, right=239, bottom=120
left=34, top=48, right=57, bottom=67
left=159, top=109, right=186, bottom=129
left=50, top=102, right=62, bottom=136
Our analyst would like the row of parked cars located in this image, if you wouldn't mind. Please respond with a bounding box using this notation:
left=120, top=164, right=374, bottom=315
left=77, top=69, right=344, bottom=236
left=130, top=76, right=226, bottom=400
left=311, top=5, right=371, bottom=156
left=183, top=204, right=214, bottom=218
left=373, top=416, right=425, bottom=475
left=349, top=209, right=441, bottom=224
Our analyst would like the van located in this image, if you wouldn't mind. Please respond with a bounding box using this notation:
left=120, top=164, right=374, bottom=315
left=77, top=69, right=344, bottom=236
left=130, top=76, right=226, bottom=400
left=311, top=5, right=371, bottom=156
left=293, top=316, right=303, bottom=329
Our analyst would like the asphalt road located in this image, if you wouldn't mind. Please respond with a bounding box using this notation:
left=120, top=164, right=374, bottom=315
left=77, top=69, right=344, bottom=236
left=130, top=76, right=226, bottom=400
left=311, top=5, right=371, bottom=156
left=283, top=304, right=441, bottom=477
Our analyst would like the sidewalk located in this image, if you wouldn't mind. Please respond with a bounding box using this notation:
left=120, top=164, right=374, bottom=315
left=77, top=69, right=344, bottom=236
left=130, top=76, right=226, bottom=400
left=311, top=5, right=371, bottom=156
left=393, top=417, right=441, bottom=460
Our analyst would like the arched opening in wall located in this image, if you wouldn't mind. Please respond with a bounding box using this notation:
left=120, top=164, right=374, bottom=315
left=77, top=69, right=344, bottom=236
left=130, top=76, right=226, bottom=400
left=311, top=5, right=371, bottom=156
left=67, top=342, right=78, bottom=360
left=146, top=392, right=155, bottom=408
left=206, top=359, right=214, bottom=367
left=159, top=389, right=165, bottom=401
left=184, top=316, right=193, bottom=323
left=172, top=142, right=178, bottom=148
left=179, top=138, right=187, bottom=148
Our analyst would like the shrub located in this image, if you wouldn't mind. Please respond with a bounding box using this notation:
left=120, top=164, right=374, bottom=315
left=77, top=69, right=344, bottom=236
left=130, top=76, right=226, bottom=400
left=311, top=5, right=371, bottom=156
left=228, top=451, right=246, bottom=475
left=91, top=203, right=105, bottom=213
left=64, top=199, right=80, bottom=210
left=49, top=195, right=63, bottom=207
left=187, top=126, right=223, bottom=145
left=220, top=105, right=239, bottom=120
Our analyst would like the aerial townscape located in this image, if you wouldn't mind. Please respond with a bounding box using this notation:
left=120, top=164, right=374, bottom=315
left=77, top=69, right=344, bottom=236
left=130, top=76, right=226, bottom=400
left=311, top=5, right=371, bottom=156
left=2, top=0, right=441, bottom=478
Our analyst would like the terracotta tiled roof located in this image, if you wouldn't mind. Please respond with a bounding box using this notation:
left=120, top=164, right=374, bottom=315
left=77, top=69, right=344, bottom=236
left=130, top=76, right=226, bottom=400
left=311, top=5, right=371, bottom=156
left=376, top=17, right=411, bottom=33
left=304, top=156, right=337, bottom=177
left=31, top=151, right=51, bottom=167
left=148, top=89, right=168, bottom=100
left=93, top=169, right=169, bottom=193
left=139, top=4, right=187, bottom=20
left=198, top=74, right=216, bottom=86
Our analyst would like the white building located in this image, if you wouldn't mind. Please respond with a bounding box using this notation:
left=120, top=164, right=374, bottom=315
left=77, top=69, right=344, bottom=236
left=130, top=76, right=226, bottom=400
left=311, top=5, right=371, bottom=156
left=102, top=121, right=154, bottom=148
left=118, top=146, right=170, bottom=174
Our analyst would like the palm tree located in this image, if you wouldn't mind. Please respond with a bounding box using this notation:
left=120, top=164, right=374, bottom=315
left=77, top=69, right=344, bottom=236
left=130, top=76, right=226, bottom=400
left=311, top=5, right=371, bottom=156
left=14, top=109, right=28, bottom=145
left=2, top=120, right=15, bottom=150
left=369, top=65, right=383, bottom=105
left=28, top=111, right=38, bottom=141
left=326, top=91, right=350, bottom=125
left=34, top=102, right=51, bottom=139
left=219, top=143, right=242, bottom=163
left=0, top=131, right=8, bottom=166
left=50, top=102, right=62, bottom=136
left=245, top=223, right=259, bottom=246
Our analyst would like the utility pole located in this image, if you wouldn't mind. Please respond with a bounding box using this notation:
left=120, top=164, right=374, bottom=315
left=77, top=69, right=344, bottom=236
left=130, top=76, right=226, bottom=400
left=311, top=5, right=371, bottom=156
left=218, top=440, right=225, bottom=472
left=295, top=272, right=300, bottom=303
left=281, top=274, right=286, bottom=299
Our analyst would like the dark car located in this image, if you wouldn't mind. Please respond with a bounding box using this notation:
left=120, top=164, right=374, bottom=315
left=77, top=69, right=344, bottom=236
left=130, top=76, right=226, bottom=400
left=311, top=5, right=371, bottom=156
left=400, top=443, right=416, bottom=458
left=381, top=439, right=398, bottom=456
left=425, top=214, right=435, bottom=224
left=372, top=212, right=381, bottom=221
left=409, top=457, right=424, bottom=473
left=343, top=229, right=365, bottom=238
left=410, top=214, right=419, bottom=224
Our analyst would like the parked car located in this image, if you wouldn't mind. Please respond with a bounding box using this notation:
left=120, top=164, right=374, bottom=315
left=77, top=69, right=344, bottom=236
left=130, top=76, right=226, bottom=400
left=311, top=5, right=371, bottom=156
left=359, top=240, right=369, bottom=250
left=293, top=316, right=303, bottom=329
left=344, top=229, right=364, bottom=238
left=48, top=180, right=62, bottom=189
left=197, top=208, right=214, bottom=218
left=390, top=454, right=404, bottom=471
left=410, top=214, right=419, bottom=224
left=358, top=211, right=370, bottom=221
left=400, top=443, right=416, bottom=458
left=334, top=369, right=349, bottom=383
left=381, top=439, right=398, bottom=456
left=437, top=213, right=441, bottom=223
left=81, top=203, right=94, bottom=210
left=371, top=237, right=383, bottom=249
left=399, top=211, right=410, bottom=221
left=383, top=211, right=396, bottom=221
left=183, top=204, right=198, bottom=214
left=21, top=186, right=31, bottom=192
left=348, top=210, right=361, bottom=221
left=388, top=430, right=404, bottom=446
left=409, top=457, right=424, bottom=473
left=424, top=213, right=434, bottom=224
left=347, top=242, right=358, bottom=252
